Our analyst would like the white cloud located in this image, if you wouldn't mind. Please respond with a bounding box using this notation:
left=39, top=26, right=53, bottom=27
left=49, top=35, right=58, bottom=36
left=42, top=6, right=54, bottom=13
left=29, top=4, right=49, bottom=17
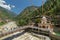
left=0, top=0, right=15, bottom=10
left=11, top=5, right=15, bottom=8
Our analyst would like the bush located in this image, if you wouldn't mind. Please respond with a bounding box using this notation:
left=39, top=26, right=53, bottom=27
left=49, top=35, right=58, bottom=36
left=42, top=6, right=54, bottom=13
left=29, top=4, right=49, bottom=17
left=0, top=22, right=5, bottom=26
left=17, top=19, right=27, bottom=26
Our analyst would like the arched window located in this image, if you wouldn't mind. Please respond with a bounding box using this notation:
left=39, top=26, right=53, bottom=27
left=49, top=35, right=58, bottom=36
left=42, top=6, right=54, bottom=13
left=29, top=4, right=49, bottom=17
left=42, top=26, right=45, bottom=28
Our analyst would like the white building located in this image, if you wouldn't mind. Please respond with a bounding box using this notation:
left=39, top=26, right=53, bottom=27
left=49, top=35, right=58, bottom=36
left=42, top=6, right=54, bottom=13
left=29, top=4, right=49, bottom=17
left=38, top=16, right=53, bottom=32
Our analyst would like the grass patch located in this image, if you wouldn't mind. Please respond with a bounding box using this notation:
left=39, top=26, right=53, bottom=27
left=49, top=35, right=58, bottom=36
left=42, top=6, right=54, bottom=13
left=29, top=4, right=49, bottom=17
left=0, top=22, right=5, bottom=26
left=55, top=32, right=60, bottom=36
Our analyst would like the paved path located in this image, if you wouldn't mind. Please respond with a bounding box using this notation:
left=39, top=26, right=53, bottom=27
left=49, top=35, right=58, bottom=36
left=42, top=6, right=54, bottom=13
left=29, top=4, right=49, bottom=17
left=12, top=33, right=41, bottom=40
left=1, top=32, right=51, bottom=40
left=12, top=32, right=51, bottom=40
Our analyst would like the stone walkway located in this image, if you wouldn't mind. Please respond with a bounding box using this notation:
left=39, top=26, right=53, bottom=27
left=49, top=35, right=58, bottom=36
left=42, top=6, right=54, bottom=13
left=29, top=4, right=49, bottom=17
left=0, top=31, right=51, bottom=40
left=12, top=33, right=41, bottom=40
left=12, top=32, right=51, bottom=40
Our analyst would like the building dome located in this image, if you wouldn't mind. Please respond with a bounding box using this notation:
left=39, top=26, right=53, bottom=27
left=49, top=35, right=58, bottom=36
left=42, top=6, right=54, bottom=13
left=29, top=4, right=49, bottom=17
left=41, top=16, right=47, bottom=24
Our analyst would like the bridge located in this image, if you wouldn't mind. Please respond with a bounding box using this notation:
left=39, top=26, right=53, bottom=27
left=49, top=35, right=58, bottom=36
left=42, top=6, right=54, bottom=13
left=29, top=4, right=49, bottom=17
left=0, top=25, right=52, bottom=38
left=0, top=26, right=60, bottom=40
left=19, top=26, right=50, bottom=31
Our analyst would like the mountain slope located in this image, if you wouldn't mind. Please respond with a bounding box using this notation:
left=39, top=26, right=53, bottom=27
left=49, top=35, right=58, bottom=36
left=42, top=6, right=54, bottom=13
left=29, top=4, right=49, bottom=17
left=0, top=6, right=16, bottom=25
left=0, top=7, right=16, bottom=19
left=16, top=0, right=60, bottom=26
left=17, top=6, right=39, bottom=19
left=16, top=6, right=39, bottom=26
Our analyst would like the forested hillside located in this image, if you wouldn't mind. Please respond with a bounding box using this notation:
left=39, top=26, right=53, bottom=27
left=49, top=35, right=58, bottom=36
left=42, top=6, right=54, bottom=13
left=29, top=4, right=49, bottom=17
left=0, top=7, right=16, bottom=19
left=16, top=0, right=60, bottom=26
left=0, top=7, right=16, bottom=25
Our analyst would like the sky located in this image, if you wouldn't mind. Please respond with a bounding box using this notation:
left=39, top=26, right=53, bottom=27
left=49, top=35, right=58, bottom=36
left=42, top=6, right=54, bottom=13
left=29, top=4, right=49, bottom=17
left=0, top=0, right=46, bottom=14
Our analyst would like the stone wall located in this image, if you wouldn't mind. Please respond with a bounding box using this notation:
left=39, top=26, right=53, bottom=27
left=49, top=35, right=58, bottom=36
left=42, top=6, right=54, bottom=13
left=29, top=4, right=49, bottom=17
left=0, top=21, right=18, bottom=34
